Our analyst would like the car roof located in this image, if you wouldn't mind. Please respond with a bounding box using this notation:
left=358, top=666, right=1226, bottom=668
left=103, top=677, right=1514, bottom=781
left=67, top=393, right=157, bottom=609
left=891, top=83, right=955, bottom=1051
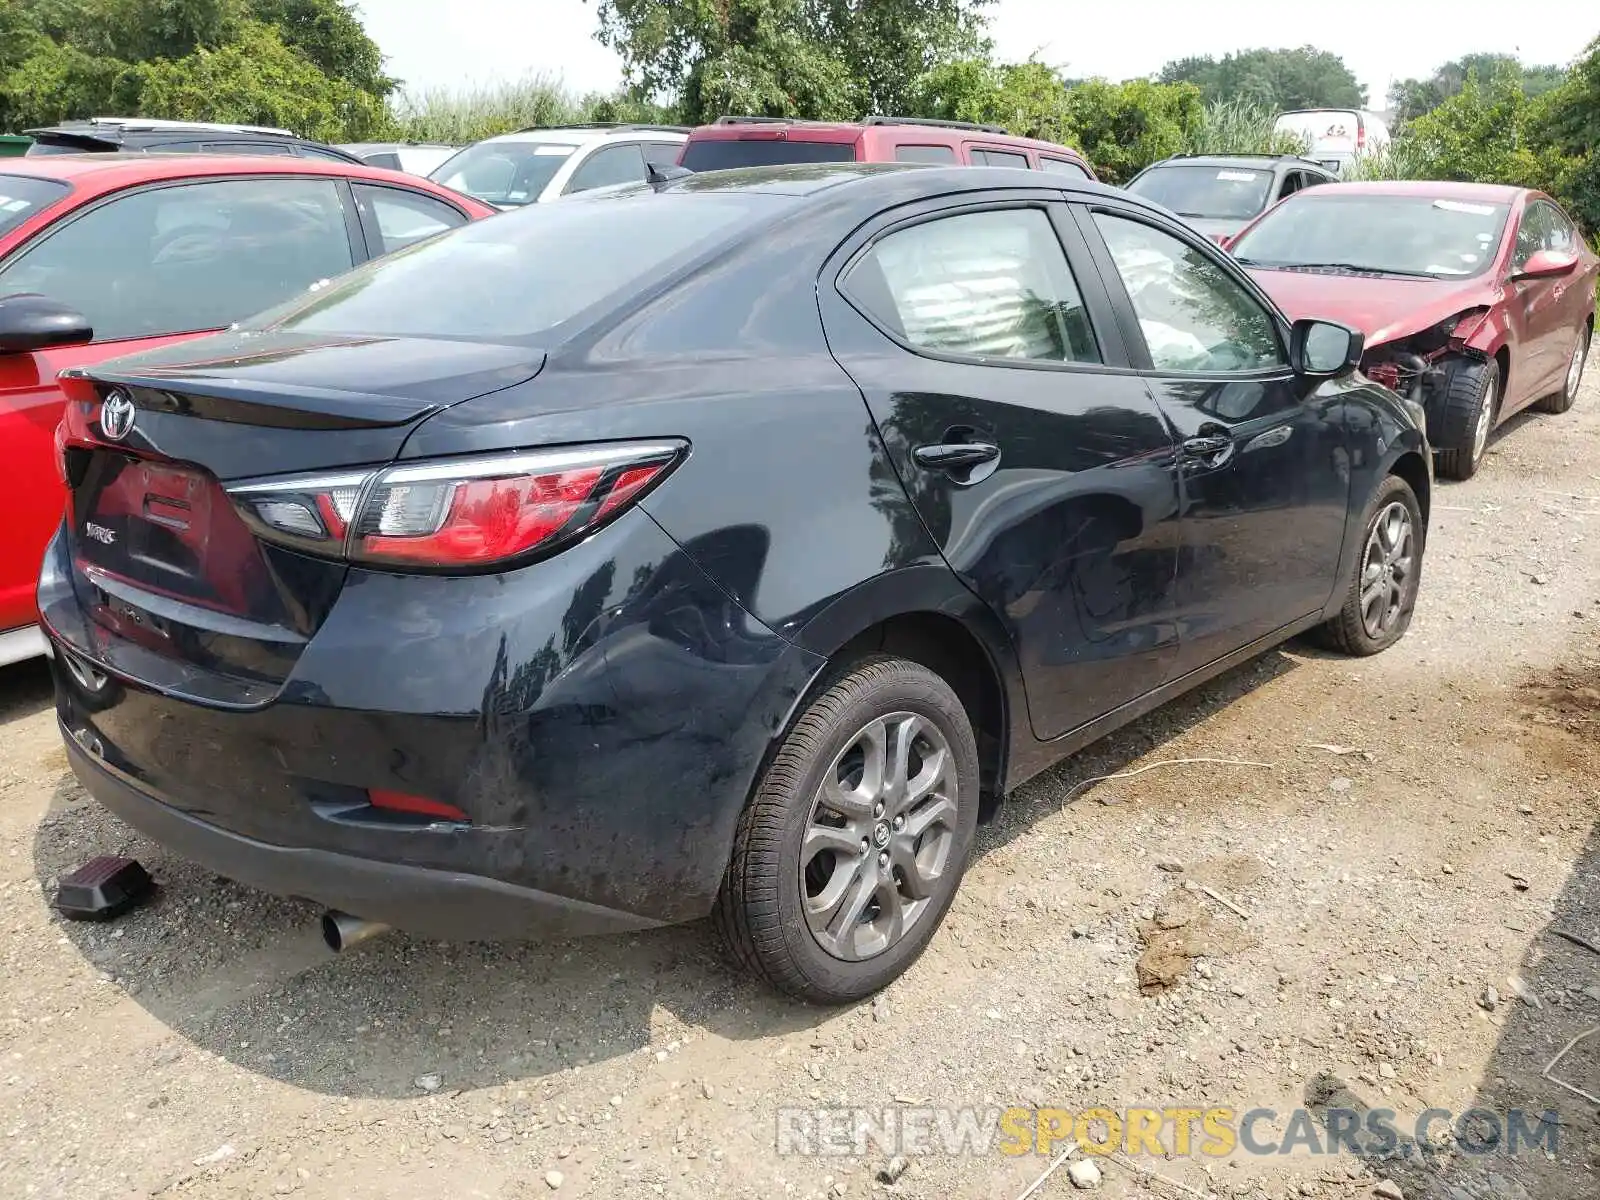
left=684, top=116, right=1089, bottom=160
left=653, top=159, right=1127, bottom=203
left=1294, top=180, right=1527, bottom=203
left=0, top=152, right=469, bottom=195
left=480, top=124, right=690, bottom=146
left=1145, top=154, right=1325, bottom=172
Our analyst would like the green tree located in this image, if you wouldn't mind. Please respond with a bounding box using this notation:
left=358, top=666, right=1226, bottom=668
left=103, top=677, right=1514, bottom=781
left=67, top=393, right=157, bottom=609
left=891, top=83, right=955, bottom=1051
left=1159, top=46, right=1366, bottom=111
left=587, top=0, right=990, bottom=121
left=908, top=56, right=1074, bottom=145
left=247, top=0, right=395, bottom=98
left=1389, top=52, right=1565, bottom=124
left=135, top=19, right=390, bottom=139
left=1065, top=79, right=1203, bottom=184
left=0, top=0, right=393, bottom=136
left=1534, top=35, right=1600, bottom=232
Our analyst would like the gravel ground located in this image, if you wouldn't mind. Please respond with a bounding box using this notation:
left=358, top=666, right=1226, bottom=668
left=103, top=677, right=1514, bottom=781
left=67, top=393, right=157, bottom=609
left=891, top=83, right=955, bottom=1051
left=2, top=369, right=1598, bottom=1200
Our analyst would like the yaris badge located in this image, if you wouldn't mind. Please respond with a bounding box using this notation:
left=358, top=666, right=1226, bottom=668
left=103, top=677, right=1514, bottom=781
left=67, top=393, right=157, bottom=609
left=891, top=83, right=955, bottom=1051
left=100, top=389, right=136, bottom=441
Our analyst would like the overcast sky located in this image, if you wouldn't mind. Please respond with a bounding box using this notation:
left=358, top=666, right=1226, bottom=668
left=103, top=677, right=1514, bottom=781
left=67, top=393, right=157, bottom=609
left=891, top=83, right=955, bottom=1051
left=361, top=0, right=1593, bottom=111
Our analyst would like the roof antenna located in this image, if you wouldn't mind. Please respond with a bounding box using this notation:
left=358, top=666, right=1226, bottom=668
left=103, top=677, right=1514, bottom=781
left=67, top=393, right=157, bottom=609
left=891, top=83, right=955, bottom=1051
left=647, top=162, right=692, bottom=190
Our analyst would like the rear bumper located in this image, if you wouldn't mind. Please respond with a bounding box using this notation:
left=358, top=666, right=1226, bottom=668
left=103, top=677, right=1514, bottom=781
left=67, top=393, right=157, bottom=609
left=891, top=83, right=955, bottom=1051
left=64, top=729, right=660, bottom=938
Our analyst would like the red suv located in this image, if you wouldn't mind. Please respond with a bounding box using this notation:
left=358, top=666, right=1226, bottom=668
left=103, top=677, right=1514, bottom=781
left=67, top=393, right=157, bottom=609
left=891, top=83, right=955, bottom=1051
left=679, top=116, right=1096, bottom=179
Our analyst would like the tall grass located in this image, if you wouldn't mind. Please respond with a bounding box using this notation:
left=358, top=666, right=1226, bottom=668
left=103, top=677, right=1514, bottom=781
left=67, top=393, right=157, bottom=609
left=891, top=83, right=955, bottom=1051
left=1181, top=98, right=1309, bottom=158
left=388, top=74, right=678, bottom=144
left=1342, top=140, right=1435, bottom=181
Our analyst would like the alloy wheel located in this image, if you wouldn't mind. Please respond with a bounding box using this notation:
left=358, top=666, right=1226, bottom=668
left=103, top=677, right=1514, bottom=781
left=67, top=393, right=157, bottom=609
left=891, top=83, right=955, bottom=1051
left=1360, top=501, right=1415, bottom=641
left=1471, top=386, right=1494, bottom=462
left=1568, top=336, right=1588, bottom=399
left=801, top=712, right=958, bottom=962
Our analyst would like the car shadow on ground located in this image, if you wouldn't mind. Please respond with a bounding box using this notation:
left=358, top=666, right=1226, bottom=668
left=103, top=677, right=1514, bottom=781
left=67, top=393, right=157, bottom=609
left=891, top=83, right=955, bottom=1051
left=27, top=645, right=1303, bottom=1100
left=1300, top=671, right=1600, bottom=1199
left=0, top=656, right=53, bottom=724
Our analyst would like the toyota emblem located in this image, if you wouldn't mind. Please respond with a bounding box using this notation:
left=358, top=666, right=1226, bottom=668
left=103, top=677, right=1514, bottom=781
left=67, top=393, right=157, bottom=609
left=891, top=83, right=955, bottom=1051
left=100, top=389, right=136, bottom=441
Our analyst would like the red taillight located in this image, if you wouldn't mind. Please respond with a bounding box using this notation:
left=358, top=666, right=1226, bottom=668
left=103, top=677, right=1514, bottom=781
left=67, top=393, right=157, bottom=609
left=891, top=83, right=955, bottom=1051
left=1356, top=122, right=1366, bottom=151
left=368, top=789, right=470, bottom=822
left=228, top=441, right=684, bottom=570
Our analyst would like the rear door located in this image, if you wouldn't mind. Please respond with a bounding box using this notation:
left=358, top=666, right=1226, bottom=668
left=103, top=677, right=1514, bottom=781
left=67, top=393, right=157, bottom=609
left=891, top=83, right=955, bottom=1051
left=1506, top=199, right=1577, bottom=408
left=0, top=176, right=364, bottom=633
left=819, top=191, right=1184, bottom=741
left=1075, top=202, right=1350, bottom=674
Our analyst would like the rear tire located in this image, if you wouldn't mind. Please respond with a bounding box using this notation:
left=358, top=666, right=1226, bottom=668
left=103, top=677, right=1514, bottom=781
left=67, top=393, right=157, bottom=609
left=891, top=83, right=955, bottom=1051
left=1315, top=474, right=1424, bottom=656
left=1535, top=325, right=1589, bottom=414
left=1434, top=356, right=1500, bottom=481
left=714, top=655, right=979, bottom=1004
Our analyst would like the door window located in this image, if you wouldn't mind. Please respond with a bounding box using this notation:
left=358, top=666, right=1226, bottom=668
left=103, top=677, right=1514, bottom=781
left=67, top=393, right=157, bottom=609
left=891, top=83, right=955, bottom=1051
left=1092, top=212, right=1284, bottom=372
left=1513, top=202, right=1553, bottom=269
left=564, top=144, right=648, bottom=194
left=353, top=184, right=468, bottom=254
left=1039, top=157, right=1091, bottom=179
left=1278, top=172, right=1303, bottom=199
left=642, top=142, right=682, bottom=168
left=895, top=144, right=958, bottom=164
left=843, top=207, right=1099, bottom=363
left=971, top=148, right=1030, bottom=168
left=0, top=177, right=355, bottom=341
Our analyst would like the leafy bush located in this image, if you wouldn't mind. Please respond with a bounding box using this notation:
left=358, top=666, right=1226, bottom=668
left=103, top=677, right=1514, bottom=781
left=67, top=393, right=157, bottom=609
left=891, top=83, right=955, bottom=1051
left=1063, top=79, right=1201, bottom=185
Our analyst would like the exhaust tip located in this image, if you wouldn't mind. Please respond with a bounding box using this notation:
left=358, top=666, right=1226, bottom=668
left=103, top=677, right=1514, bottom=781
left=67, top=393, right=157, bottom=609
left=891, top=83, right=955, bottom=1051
left=321, top=910, right=390, bottom=953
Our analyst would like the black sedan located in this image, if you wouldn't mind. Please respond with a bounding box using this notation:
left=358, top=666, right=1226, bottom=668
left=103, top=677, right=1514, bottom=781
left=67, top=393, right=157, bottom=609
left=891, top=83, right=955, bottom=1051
left=41, top=163, right=1430, bottom=1003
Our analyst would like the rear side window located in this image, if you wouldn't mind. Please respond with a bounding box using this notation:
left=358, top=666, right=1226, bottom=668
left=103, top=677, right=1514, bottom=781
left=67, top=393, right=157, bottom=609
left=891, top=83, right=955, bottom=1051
left=971, top=149, right=1030, bottom=168
left=565, top=144, right=648, bottom=194
left=895, top=144, right=957, bottom=164
left=0, top=177, right=355, bottom=341
left=1039, top=157, right=1090, bottom=179
left=353, top=184, right=468, bottom=254
left=843, top=207, right=1099, bottom=364
left=679, top=138, right=857, bottom=171
left=261, top=192, right=786, bottom=342
left=0, top=175, right=70, bottom=239
left=363, top=152, right=404, bottom=171
left=643, top=142, right=683, bottom=168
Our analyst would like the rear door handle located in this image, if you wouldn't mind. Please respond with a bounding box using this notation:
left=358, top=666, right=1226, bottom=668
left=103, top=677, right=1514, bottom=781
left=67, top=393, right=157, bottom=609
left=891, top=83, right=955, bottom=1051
left=913, top=442, right=1001, bottom=472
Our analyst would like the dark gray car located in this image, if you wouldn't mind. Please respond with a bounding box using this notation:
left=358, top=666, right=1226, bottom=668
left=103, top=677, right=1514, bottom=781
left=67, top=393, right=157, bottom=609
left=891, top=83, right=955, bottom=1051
left=1126, top=153, right=1338, bottom=244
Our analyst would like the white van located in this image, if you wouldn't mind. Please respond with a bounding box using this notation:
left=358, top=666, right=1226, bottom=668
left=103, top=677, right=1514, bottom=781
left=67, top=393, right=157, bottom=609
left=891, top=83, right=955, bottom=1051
left=1272, top=109, right=1390, bottom=177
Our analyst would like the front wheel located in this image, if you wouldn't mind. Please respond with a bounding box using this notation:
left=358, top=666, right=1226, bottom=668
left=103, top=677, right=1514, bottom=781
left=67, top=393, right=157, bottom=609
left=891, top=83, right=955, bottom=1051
left=1315, top=475, right=1425, bottom=656
left=1434, top=356, right=1500, bottom=481
left=714, top=655, right=980, bottom=1004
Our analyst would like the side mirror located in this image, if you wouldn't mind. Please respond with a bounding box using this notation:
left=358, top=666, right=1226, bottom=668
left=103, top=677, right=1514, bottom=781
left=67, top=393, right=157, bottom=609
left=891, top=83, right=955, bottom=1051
left=1512, top=249, right=1579, bottom=281
left=0, top=293, right=92, bottom=354
left=1290, top=318, right=1365, bottom=379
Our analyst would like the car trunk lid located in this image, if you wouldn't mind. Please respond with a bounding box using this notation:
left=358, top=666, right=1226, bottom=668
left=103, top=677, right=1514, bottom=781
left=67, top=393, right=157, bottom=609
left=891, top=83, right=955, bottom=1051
left=52, top=331, right=544, bottom=701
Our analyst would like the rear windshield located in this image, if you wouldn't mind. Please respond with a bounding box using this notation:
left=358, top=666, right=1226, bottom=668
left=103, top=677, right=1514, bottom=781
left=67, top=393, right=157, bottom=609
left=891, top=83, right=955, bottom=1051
left=1273, top=111, right=1361, bottom=153
left=0, top=175, right=70, bottom=238
left=1230, top=193, right=1511, bottom=278
left=255, top=191, right=787, bottom=342
left=680, top=138, right=856, bottom=172
left=25, top=138, right=107, bottom=156
left=1128, top=164, right=1274, bottom=221
left=429, top=139, right=578, bottom=206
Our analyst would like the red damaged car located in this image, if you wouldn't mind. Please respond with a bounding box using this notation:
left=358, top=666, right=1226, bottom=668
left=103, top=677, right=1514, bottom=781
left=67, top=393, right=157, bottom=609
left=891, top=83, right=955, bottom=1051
left=1228, top=181, right=1596, bottom=479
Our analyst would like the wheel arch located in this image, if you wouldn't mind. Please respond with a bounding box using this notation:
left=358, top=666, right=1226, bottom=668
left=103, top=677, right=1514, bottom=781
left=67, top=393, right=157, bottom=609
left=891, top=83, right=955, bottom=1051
left=788, top=565, right=1026, bottom=821
left=1388, top=448, right=1431, bottom=528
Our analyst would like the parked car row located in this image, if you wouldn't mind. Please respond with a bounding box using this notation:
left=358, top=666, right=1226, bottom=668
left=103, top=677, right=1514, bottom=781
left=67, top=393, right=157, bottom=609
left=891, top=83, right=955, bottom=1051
left=0, top=109, right=1591, bottom=1006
